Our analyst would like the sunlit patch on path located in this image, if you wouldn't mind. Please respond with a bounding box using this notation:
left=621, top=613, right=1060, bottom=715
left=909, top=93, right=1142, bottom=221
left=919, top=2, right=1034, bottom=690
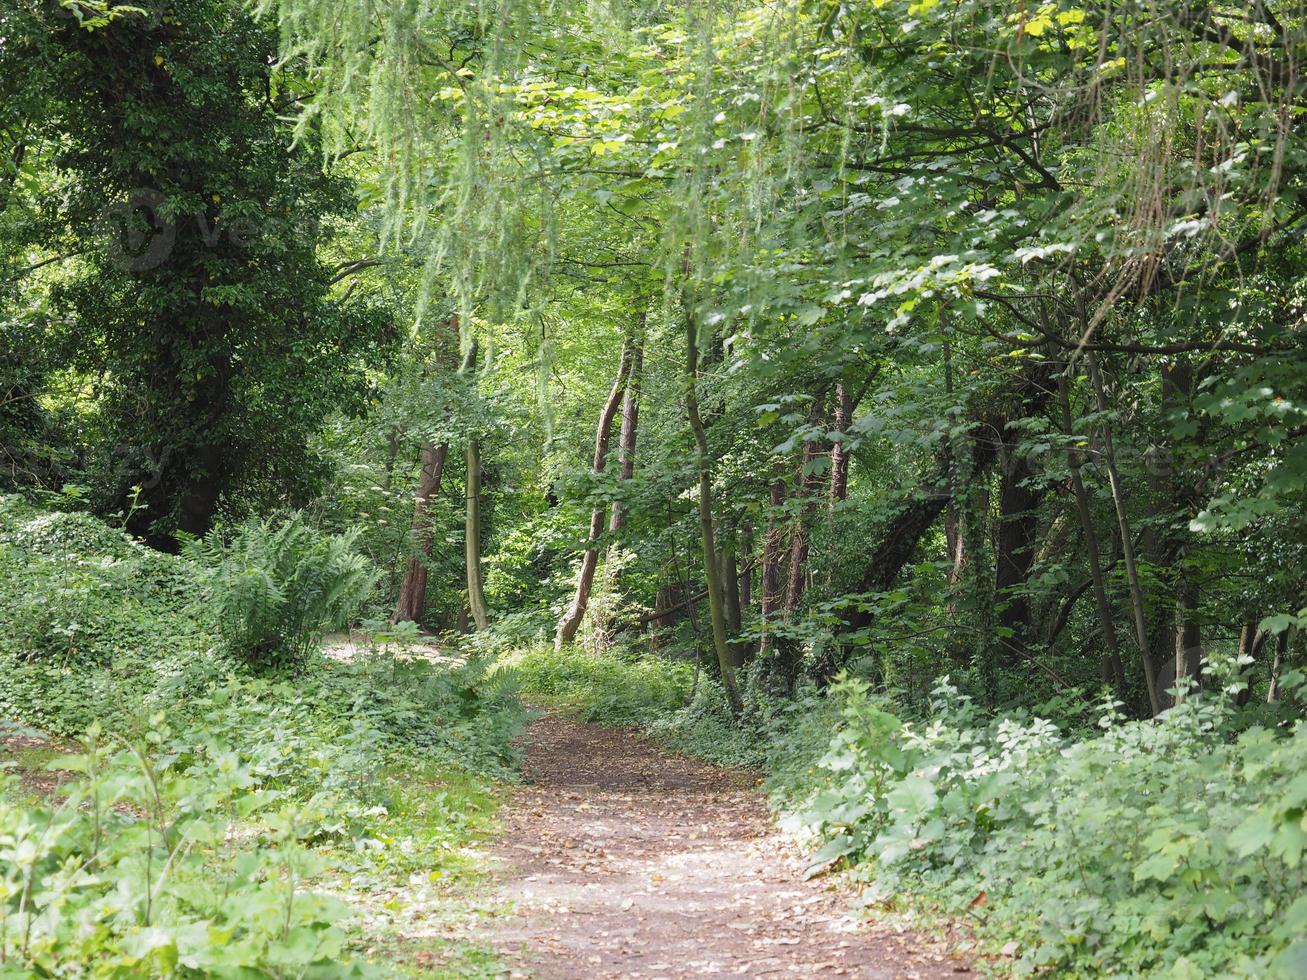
left=485, top=714, right=970, bottom=978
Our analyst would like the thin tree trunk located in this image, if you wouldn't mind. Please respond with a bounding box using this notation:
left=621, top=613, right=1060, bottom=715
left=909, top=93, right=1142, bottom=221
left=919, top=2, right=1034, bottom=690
left=465, top=440, right=489, bottom=631
left=1058, top=372, right=1126, bottom=690
left=829, top=383, right=854, bottom=504
left=609, top=327, right=643, bottom=535
left=685, top=304, right=743, bottom=716
left=739, top=521, right=753, bottom=609
left=758, top=462, right=787, bottom=658
left=1089, top=354, right=1162, bottom=716
left=460, top=341, right=490, bottom=632
left=783, top=404, right=826, bottom=620
left=556, top=342, right=631, bottom=649
left=1267, top=630, right=1290, bottom=703
left=1235, top=621, right=1267, bottom=707
left=392, top=441, right=448, bottom=624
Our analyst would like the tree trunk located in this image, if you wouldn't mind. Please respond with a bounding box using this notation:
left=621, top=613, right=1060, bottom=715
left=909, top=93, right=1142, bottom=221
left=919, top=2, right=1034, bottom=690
left=609, top=327, right=643, bottom=535
left=739, top=521, right=753, bottom=609
left=1089, top=353, right=1162, bottom=716
left=556, top=342, right=631, bottom=649
left=461, top=341, right=490, bottom=632
left=1172, top=570, right=1203, bottom=703
left=1235, top=621, right=1267, bottom=707
left=829, top=383, right=854, bottom=504
left=758, top=462, right=787, bottom=658
left=685, top=304, right=743, bottom=716
left=1058, top=372, right=1126, bottom=690
left=465, top=439, right=490, bottom=631
left=783, top=401, right=827, bottom=624
left=392, top=441, right=448, bottom=624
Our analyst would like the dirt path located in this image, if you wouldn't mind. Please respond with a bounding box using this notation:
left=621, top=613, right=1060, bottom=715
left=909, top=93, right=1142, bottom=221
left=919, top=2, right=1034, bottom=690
left=485, top=714, right=970, bottom=979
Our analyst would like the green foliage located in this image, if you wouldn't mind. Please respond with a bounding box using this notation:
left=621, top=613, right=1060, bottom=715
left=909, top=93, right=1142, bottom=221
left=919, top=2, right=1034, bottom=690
left=508, top=644, right=694, bottom=728
left=785, top=675, right=1307, bottom=976
left=185, top=515, right=376, bottom=669
left=14, top=0, right=392, bottom=538
left=0, top=501, right=522, bottom=976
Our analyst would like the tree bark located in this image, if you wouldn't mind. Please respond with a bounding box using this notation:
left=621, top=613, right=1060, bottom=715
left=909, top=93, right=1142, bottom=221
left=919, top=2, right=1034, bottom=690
left=829, top=383, right=854, bottom=504
left=685, top=304, right=743, bottom=716
left=608, top=328, right=643, bottom=535
left=460, top=341, right=490, bottom=632
left=465, top=440, right=489, bottom=631
left=556, top=341, right=631, bottom=649
left=1172, top=569, right=1203, bottom=703
left=392, top=441, right=448, bottom=624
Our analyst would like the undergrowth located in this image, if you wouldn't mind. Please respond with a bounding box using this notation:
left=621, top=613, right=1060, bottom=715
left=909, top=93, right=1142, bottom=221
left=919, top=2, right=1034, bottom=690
left=509, top=643, right=1307, bottom=978
left=0, top=497, right=522, bottom=976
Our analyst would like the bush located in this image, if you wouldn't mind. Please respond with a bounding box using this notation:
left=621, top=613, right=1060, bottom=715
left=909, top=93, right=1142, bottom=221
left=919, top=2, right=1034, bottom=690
left=185, top=514, right=376, bottom=669
left=785, top=674, right=1307, bottom=976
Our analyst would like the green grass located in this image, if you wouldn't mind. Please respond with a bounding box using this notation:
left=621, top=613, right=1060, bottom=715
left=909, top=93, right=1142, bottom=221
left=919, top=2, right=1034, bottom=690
left=502, top=642, right=695, bottom=727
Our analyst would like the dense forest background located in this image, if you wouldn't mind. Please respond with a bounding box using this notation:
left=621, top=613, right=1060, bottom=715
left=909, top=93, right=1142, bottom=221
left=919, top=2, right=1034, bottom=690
left=2, top=0, right=1307, bottom=975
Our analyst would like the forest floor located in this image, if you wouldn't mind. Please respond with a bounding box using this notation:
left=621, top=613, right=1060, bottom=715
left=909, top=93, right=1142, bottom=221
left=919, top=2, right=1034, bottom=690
left=483, top=713, right=973, bottom=979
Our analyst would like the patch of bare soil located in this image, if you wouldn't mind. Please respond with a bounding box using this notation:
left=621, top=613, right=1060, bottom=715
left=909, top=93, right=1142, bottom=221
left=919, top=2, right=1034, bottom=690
left=486, top=714, right=971, bottom=979
left=0, top=733, right=74, bottom=798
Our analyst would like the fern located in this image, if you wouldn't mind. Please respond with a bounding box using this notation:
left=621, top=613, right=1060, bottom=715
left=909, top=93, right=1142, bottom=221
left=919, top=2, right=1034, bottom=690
left=185, top=514, right=377, bottom=669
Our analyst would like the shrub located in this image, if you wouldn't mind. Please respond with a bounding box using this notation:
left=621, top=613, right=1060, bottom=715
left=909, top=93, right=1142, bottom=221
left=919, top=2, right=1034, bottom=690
left=785, top=674, right=1307, bottom=976
left=185, top=514, right=376, bottom=669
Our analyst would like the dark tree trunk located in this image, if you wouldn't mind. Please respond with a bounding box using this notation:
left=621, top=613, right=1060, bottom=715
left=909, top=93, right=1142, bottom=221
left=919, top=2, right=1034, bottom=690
left=392, top=441, right=448, bottom=624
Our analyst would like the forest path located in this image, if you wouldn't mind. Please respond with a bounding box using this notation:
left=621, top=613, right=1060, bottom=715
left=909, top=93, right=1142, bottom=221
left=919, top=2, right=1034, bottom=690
left=483, top=713, right=970, bottom=979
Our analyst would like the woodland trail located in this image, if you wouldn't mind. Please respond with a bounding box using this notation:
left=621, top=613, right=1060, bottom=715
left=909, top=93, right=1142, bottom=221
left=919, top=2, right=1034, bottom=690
left=484, top=713, right=971, bottom=979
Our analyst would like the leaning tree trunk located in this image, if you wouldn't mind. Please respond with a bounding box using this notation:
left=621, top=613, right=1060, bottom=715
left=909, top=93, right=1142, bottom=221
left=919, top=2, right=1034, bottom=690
left=392, top=441, right=448, bottom=624
left=685, top=304, right=743, bottom=716
left=555, top=342, right=631, bottom=649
